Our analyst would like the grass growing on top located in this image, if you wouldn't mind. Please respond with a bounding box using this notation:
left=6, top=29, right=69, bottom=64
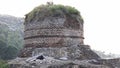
left=48, top=5, right=79, bottom=14
left=25, top=4, right=80, bottom=23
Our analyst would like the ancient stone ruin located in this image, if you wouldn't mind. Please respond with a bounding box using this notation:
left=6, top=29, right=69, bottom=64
left=9, top=4, right=120, bottom=68
left=19, top=4, right=99, bottom=60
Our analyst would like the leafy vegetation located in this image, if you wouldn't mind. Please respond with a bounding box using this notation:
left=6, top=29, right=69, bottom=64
left=0, top=15, right=24, bottom=60
left=0, top=60, right=9, bottom=68
left=48, top=5, right=79, bottom=14
left=25, top=4, right=80, bottom=23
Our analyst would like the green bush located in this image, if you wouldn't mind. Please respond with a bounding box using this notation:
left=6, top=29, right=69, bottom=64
left=25, top=4, right=80, bottom=23
left=49, top=5, right=79, bottom=14
left=0, top=46, right=19, bottom=60
left=0, top=60, right=9, bottom=68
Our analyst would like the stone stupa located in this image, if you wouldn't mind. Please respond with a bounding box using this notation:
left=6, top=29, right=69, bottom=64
left=9, top=3, right=120, bottom=68
left=19, top=3, right=99, bottom=60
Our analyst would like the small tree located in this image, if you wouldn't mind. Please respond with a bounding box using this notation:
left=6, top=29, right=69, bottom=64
left=0, top=40, right=7, bottom=59
left=0, top=46, right=19, bottom=60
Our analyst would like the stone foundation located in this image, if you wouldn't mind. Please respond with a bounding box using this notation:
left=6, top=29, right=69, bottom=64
left=19, top=45, right=100, bottom=59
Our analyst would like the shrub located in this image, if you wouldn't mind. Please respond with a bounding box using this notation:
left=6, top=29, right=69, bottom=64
left=0, top=46, right=19, bottom=60
left=25, top=4, right=80, bottom=23
left=0, top=60, right=9, bottom=68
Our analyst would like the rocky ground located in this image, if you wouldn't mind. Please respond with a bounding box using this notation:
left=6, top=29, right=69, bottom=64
left=8, top=55, right=120, bottom=68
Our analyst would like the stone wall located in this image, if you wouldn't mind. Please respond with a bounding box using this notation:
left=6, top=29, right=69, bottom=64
left=19, top=11, right=84, bottom=57
left=32, top=45, right=100, bottom=60
left=24, top=16, right=84, bottom=48
left=25, top=29, right=83, bottom=38
left=24, top=28, right=84, bottom=47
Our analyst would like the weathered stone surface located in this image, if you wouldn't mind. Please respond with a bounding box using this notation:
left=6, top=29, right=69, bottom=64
left=32, top=45, right=100, bottom=60
left=9, top=56, right=120, bottom=68
left=24, top=29, right=83, bottom=39
left=19, top=44, right=100, bottom=59
left=96, top=58, right=120, bottom=68
left=19, top=4, right=85, bottom=57
left=25, top=38, right=83, bottom=47
left=24, top=16, right=84, bottom=47
left=9, top=57, right=110, bottom=68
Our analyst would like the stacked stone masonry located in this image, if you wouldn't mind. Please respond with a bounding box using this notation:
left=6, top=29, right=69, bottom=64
left=24, top=17, right=84, bottom=48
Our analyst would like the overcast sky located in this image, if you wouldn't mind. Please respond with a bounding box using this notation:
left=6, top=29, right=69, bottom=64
left=0, top=0, right=120, bottom=54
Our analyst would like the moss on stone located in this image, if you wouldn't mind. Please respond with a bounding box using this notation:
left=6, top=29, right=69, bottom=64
left=25, top=4, right=81, bottom=23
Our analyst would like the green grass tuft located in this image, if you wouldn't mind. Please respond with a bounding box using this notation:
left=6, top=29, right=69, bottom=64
left=25, top=4, right=81, bottom=23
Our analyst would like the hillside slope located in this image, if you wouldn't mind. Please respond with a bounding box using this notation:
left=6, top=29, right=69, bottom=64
left=0, top=15, right=24, bottom=60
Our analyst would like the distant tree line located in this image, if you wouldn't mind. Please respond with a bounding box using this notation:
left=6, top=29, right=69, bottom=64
left=0, top=23, right=23, bottom=60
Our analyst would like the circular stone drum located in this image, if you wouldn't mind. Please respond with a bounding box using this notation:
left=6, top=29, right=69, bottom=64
left=20, top=4, right=84, bottom=57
